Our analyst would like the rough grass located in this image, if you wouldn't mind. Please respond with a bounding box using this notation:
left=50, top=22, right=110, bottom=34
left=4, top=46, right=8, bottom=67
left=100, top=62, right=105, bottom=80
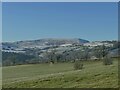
left=0, top=67, right=2, bottom=89
left=2, top=60, right=118, bottom=88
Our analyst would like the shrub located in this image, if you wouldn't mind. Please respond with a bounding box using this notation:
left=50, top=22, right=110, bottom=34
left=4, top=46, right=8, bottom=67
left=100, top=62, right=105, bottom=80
left=103, top=57, right=113, bottom=65
left=74, top=61, right=83, bottom=70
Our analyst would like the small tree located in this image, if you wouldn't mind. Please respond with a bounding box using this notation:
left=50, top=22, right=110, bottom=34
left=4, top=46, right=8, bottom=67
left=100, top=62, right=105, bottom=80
left=101, top=44, right=108, bottom=58
left=101, top=44, right=113, bottom=65
left=103, top=56, right=113, bottom=65
left=93, top=46, right=103, bottom=60
left=74, top=61, right=83, bottom=70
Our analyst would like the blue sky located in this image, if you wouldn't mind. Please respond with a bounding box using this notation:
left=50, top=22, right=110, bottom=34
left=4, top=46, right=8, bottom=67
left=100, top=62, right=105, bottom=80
left=2, top=2, right=118, bottom=42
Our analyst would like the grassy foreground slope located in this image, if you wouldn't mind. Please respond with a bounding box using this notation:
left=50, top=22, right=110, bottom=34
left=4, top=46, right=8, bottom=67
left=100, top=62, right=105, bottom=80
left=3, top=60, right=118, bottom=88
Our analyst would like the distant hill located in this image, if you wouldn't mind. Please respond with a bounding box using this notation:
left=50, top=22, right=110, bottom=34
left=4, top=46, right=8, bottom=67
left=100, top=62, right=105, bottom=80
left=2, top=39, right=118, bottom=66
left=2, top=38, right=89, bottom=49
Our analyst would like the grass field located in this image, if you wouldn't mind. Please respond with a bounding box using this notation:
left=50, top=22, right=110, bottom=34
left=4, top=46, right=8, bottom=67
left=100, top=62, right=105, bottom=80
left=2, top=60, right=118, bottom=88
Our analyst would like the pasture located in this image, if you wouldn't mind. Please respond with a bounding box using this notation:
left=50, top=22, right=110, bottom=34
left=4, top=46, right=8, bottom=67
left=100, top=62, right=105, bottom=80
left=2, top=60, right=118, bottom=88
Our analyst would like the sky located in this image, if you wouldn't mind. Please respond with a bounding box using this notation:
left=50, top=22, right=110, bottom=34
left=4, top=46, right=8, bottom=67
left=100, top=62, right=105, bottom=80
left=2, top=2, right=118, bottom=42
left=0, top=2, right=2, bottom=42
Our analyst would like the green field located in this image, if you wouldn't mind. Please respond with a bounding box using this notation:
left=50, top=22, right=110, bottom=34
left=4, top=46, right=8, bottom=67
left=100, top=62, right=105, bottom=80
left=2, top=60, right=118, bottom=88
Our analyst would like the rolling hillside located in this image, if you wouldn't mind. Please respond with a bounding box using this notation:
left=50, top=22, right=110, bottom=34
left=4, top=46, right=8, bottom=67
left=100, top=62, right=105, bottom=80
left=2, top=59, right=118, bottom=88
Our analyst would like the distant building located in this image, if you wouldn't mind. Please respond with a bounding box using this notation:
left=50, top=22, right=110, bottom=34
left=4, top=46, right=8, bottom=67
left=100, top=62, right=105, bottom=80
left=83, top=42, right=113, bottom=47
left=60, top=44, right=72, bottom=47
left=90, top=56, right=99, bottom=60
left=2, top=50, right=25, bottom=53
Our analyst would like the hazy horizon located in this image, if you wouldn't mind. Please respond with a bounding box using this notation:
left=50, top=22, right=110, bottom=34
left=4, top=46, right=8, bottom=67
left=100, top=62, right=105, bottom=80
left=2, top=37, right=118, bottom=43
